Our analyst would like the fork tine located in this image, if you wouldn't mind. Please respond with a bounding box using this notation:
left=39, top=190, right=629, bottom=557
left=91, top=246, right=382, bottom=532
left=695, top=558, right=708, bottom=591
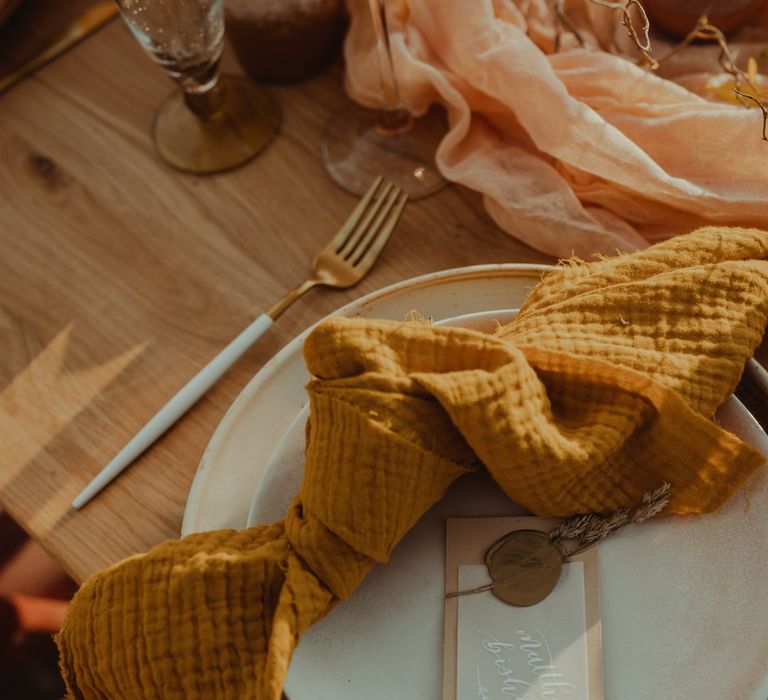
left=353, top=190, right=408, bottom=271
left=349, top=184, right=402, bottom=265
left=325, top=176, right=384, bottom=254
left=338, top=180, right=396, bottom=259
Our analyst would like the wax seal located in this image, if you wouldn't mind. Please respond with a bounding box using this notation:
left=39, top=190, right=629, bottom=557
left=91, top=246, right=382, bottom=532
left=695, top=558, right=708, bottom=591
left=484, top=530, right=564, bottom=607
left=446, top=484, right=670, bottom=606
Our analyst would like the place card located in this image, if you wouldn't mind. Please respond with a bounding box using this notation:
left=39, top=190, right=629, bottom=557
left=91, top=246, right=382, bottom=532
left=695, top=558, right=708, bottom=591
left=443, top=517, right=603, bottom=700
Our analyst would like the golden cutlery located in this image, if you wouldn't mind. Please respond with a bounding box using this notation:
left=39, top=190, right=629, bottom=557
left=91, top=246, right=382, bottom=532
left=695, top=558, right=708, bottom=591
left=266, top=176, right=409, bottom=318
left=73, top=177, right=408, bottom=508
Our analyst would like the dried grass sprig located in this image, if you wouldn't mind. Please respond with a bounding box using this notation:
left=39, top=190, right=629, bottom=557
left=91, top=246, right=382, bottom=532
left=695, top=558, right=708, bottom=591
left=732, top=88, right=768, bottom=142
left=651, top=14, right=768, bottom=140
left=549, top=482, right=670, bottom=558
left=632, top=482, right=672, bottom=522
left=590, top=0, right=657, bottom=68
left=551, top=2, right=768, bottom=140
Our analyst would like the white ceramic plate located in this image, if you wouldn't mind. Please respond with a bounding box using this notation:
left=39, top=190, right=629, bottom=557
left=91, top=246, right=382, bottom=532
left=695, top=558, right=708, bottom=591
left=247, top=309, right=768, bottom=700
left=182, top=265, right=550, bottom=534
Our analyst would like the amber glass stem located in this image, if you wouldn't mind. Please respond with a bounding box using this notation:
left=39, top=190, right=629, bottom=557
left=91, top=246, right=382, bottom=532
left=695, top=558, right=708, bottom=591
left=181, top=59, right=226, bottom=121
left=183, top=79, right=225, bottom=121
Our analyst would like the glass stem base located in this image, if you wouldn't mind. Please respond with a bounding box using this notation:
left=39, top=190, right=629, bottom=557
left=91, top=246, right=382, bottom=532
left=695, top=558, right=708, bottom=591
left=322, top=104, right=447, bottom=199
left=153, top=74, right=280, bottom=174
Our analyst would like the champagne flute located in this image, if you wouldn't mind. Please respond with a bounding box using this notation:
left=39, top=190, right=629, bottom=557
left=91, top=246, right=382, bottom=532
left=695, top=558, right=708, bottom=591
left=322, top=0, right=446, bottom=199
left=117, top=0, right=280, bottom=173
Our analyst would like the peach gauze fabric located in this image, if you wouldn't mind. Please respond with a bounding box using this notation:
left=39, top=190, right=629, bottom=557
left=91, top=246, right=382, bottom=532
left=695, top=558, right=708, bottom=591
left=343, top=0, right=768, bottom=258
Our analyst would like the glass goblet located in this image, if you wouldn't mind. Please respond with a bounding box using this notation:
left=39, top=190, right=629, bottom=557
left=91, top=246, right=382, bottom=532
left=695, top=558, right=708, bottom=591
left=322, top=0, right=446, bottom=199
left=117, top=0, right=280, bottom=174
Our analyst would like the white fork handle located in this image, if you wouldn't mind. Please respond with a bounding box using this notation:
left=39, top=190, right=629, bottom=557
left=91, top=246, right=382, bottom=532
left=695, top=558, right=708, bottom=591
left=72, top=313, right=274, bottom=509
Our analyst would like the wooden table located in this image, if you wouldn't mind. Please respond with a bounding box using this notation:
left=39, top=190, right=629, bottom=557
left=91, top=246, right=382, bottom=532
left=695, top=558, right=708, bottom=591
left=1, top=17, right=765, bottom=586
left=0, top=18, right=555, bottom=584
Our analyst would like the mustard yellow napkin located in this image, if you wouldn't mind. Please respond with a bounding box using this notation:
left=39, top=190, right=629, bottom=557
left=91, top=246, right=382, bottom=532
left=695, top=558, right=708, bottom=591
left=58, top=227, right=768, bottom=699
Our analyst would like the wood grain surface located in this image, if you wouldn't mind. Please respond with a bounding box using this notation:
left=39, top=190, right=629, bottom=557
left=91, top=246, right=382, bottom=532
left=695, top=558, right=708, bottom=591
left=0, top=19, right=764, bottom=585
left=0, top=19, right=554, bottom=583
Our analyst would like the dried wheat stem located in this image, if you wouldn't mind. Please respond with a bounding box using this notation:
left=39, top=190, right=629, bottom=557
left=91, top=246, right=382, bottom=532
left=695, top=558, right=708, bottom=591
left=551, top=482, right=670, bottom=558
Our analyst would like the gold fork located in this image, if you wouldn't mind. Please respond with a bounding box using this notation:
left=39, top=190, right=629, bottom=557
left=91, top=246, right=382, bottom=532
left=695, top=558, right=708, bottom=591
left=72, top=177, right=408, bottom=509
left=267, top=176, right=408, bottom=318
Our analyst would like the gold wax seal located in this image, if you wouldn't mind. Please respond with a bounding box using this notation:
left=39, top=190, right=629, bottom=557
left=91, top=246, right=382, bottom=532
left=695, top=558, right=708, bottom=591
left=484, top=530, right=564, bottom=607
